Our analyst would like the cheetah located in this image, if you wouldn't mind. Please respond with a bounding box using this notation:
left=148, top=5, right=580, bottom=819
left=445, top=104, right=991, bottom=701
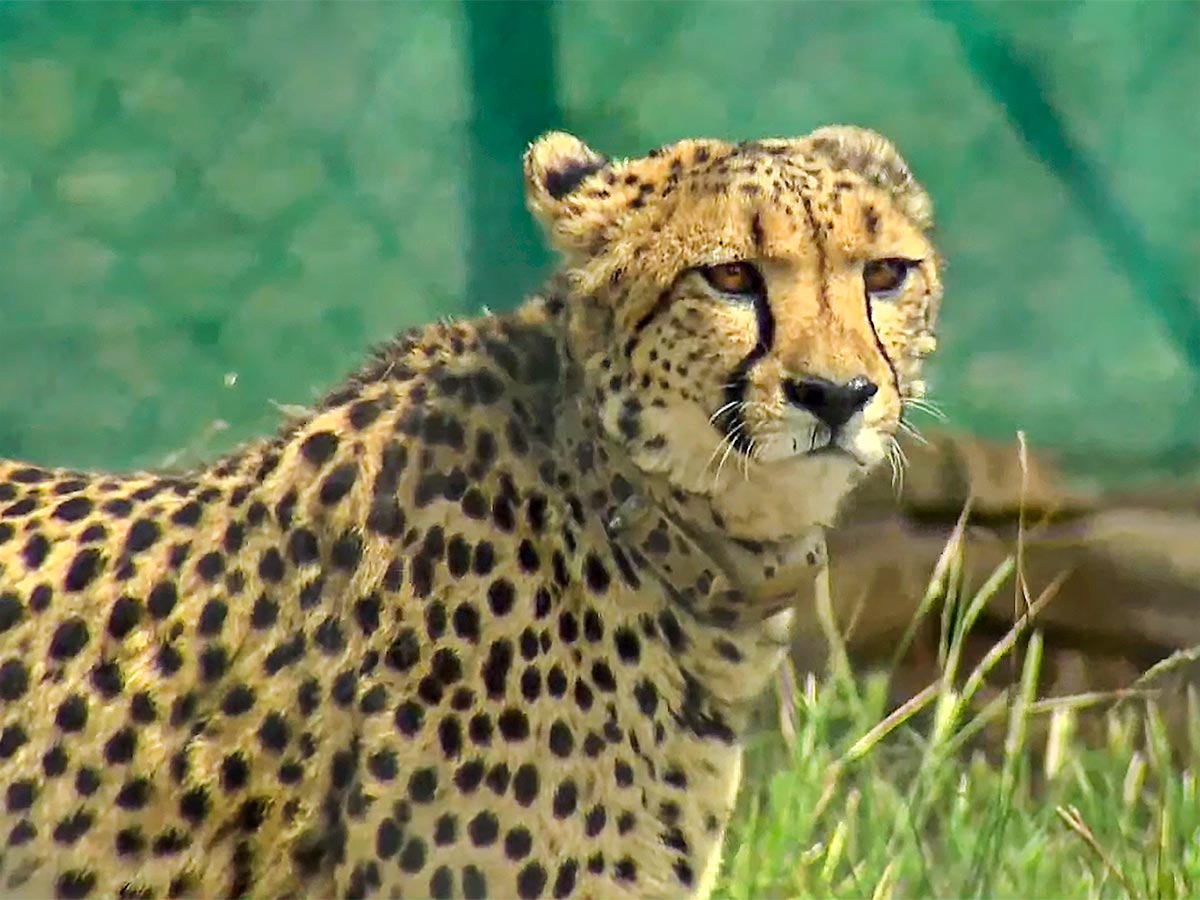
left=0, top=126, right=942, bottom=900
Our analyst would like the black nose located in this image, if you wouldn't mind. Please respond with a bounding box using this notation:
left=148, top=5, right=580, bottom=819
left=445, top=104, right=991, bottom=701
left=783, top=375, right=878, bottom=428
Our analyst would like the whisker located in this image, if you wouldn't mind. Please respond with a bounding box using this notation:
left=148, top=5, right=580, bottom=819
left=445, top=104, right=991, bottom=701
left=898, top=417, right=929, bottom=446
left=904, top=396, right=947, bottom=422
left=708, top=400, right=741, bottom=425
left=713, top=430, right=742, bottom=489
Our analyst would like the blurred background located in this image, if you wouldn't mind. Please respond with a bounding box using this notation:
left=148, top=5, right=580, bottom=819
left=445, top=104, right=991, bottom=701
left=1, top=0, right=1198, bottom=488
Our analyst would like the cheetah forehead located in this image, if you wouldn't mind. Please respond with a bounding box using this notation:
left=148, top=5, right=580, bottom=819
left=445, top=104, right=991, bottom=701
left=524, top=126, right=933, bottom=286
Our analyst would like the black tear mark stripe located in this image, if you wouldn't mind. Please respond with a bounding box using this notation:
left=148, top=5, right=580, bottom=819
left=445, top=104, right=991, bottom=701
left=712, top=276, right=775, bottom=455
left=800, top=195, right=830, bottom=313
left=750, top=212, right=765, bottom=252
left=862, top=288, right=900, bottom=391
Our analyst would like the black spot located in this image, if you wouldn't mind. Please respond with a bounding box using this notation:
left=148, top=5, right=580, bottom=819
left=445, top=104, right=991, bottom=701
left=591, top=660, right=617, bottom=692
left=498, top=707, right=529, bottom=742
left=64, top=548, right=103, bottom=591
left=49, top=617, right=90, bottom=659
left=157, top=642, right=183, bottom=676
left=505, top=825, right=534, bottom=861
left=0, top=723, right=28, bottom=759
left=130, top=691, right=157, bottom=723
left=463, top=865, right=488, bottom=900
left=7, top=778, right=36, bottom=811
left=552, top=779, right=578, bottom=818
left=21, top=533, right=49, bottom=569
left=349, top=398, right=382, bottom=429
left=195, top=551, right=225, bottom=583
left=430, top=866, right=454, bottom=900
left=53, top=495, right=93, bottom=522
left=355, top=593, right=382, bottom=635
left=258, top=712, right=290, bottom=753
left=395, top=700, right=424, bottom=736
left=426, top=601, right=447, bottom=640
left=432, top=647, right=462, bottom=684
left=439, top=716, right=464, bottom=758
left=298, top=677, right=321, bottom=714
left=468, top=811, right=498, bottom=846
left=171, top=501, right=203, bottom=527
left=674, top=859, right=695, bottom=887
left=114, top=827, right=145, bottom=856
left=0, top=592, right=22, bottom=633
left=56, top=869, right=96, bottom=899
left=43, top=744, right=69, bottom=777
left=263, top=631, right=304, bottom=674
left=408, top=766, right=438, bottom=802
left=147, top=581, right=178, bottom=619
left=53, top=809, right=94, bottom=845
left=584, top=554, right=611, bottom=592
left=300, top=430, right=339, bottom=466
left=331, top=531, right=363, bottom=571
left=517, top=861, right=548, bottom=899
left=549, top=720, right=574, bottom=757
left=29, top=583, right=51, bottom=612
left=512, top=762, right=539, bottom=806
left=104, top=727, right=137, bottom=765
left=258, top=547, right=285, bottom=583
left=360, top=684, right=387, bottom=715
left=399, top=836, right=427, bottom=873
left=107, top=596, right=142, bottom=639
left=454, top=759, right=485, bottom=793
left=320, top=462, right=358, bottom=505
left=386, top=628, right=421, bottom=672
left=221, top=753, right=250, bottom=792
left=315, top=617, right=346, bottom=655
left=434, top=813, right=458, bottom=846
left=179, top=786, right=210, bottom=824
left=485, top=762, right=510, bottom=795
left=125, top=518, right=160, bottom=553
left=198, top=598, right=228, bottom=636
left=222, top=684, right=256, bottom=716
left=553, top=859, right=578, bottom=899
left=288, top=528, right=319, bottom=565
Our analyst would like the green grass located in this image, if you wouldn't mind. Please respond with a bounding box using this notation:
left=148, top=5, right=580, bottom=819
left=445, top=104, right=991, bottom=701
left=714, top=516, right=1200, bottom=899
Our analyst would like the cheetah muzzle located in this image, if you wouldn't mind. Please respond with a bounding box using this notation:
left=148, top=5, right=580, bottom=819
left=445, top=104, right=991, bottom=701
left=0, top=126, right=942, bottom=900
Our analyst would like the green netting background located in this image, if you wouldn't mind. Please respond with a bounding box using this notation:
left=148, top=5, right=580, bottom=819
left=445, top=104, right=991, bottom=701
left=2, top=0, right=1198, bottom=485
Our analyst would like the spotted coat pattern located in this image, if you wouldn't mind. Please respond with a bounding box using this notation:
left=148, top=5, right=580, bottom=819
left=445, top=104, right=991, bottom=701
left=0, top=126, right=942, bottom=899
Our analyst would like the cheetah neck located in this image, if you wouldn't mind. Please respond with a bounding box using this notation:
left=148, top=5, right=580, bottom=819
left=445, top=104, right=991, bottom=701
left=542, top=313, right=818, bottom=722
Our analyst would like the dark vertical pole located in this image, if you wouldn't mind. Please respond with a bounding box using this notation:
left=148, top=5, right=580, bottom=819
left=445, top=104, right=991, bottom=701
left=463, top=0, right=562, bottom=313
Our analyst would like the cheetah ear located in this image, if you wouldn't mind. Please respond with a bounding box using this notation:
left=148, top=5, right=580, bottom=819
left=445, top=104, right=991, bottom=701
left=804, top=125, right=934, bottom=231
left=524, top=131, right=613, bottom=254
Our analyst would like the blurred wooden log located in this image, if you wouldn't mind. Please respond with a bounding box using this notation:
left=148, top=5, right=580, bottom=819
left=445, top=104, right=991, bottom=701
left=790, top=430, right=1200, bottom=710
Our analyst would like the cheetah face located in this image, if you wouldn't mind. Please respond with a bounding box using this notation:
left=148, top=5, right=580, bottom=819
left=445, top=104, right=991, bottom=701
left=525, top=129, right=943, bottom=539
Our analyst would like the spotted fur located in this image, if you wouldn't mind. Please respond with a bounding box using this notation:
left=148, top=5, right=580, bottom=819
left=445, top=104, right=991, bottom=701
left=0, top=126, right=942, bottom=899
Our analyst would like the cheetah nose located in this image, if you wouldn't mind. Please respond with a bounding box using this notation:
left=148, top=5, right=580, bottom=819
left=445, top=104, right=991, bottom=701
left=783, top=375, right=878, bottom=428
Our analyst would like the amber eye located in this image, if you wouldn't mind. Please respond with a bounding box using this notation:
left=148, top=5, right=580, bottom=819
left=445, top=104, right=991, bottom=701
left=700, top=261, right=761, bottom=296
left=863, top=257, right=917, bottom=298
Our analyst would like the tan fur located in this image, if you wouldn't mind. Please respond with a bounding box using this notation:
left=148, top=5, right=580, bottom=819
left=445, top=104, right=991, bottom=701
left=0, top=127, right=940, bottom=899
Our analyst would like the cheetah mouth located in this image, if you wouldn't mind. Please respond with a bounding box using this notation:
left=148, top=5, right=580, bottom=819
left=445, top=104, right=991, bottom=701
left=805, top=437, right=868, bottom=466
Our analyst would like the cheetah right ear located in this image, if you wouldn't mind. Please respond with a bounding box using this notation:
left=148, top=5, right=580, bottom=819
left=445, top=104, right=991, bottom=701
left=524, top=131, right=614, bottom=255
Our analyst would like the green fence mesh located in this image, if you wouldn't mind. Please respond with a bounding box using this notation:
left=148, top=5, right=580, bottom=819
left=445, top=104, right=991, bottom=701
left=2, top=0, right=1198, bottom=484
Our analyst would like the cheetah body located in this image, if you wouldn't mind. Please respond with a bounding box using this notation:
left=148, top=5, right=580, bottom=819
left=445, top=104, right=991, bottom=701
left=0, top=127, right=941, bottom=900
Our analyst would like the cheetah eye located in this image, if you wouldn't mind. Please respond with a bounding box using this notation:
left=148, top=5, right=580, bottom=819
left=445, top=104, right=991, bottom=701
left=699, top=262, right=762, bottom=297
left=863, top=257, right=918, bottom=299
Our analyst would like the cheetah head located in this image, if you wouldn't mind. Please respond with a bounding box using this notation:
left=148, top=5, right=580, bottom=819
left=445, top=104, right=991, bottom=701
left=525, top=128, right=942, bottom=541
